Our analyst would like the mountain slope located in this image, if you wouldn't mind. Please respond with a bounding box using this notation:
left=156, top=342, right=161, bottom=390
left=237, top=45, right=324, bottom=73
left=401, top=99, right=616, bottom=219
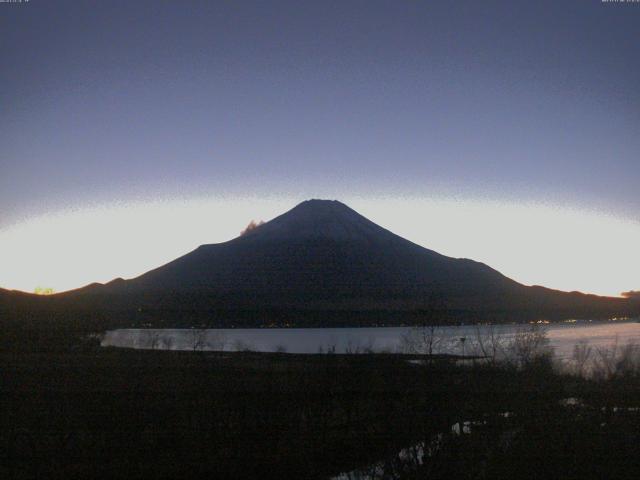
left=126, top=199, right=519, bottom=308
left=2, top=200, right=635, bottom=326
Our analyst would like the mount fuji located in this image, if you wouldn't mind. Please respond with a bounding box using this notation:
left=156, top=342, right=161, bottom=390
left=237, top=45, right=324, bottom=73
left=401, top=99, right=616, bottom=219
left=2, top=200, right=634, bottom=326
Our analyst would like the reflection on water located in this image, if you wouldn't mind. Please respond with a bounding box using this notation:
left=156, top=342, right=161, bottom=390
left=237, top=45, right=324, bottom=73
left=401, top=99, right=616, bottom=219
left=102, top=321, right=640, bottom=359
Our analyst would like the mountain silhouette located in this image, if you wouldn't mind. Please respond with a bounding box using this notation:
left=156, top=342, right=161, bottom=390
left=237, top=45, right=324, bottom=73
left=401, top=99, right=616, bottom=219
left=2, top=200, right=635, bottom=326
left=120, top=200, right=520, bottom=307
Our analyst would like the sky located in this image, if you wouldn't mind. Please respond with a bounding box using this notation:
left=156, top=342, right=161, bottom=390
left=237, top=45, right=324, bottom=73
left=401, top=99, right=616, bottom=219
left=1, top=0, right=639, bottom=296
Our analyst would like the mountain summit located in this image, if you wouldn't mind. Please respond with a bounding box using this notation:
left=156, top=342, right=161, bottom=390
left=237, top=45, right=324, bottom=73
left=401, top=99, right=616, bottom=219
left=7, top=199, right=633, bottom=326
left=239, top=199, right=396, bottom=243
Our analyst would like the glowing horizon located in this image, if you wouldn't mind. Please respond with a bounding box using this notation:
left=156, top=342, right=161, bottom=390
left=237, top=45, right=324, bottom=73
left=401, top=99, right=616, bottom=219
left=1, top=195, right=638, bottom=298
left=3, top=2, right=640, bottom=301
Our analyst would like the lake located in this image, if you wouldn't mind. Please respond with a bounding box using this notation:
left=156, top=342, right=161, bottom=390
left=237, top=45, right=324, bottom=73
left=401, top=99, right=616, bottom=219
left=102, top=320, right=640, bottom=360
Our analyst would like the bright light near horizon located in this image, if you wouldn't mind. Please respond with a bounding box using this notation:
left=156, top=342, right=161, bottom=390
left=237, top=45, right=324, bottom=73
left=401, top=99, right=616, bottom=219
left=354, top=198, right=640, bottom=298
left=0, top=196, right=638, bottom=297
left=0, top=197, right=294, bottom=294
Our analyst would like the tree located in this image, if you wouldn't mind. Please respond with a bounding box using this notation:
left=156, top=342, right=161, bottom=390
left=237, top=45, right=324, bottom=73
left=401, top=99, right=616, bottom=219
left=401, top=325, right=446, bottom=357
left=571, top=339, right=592, bottom=377
left=191, top=328, right=209, bottom=352
left=140, top=330, right=160, bottom=350
left=160, top=335, right=174, bottom=350
left=508, top=325, right=551, bottom=368
left=473, top=324, right=509, bottom=365
left=401, top=289, right=451, bottom=358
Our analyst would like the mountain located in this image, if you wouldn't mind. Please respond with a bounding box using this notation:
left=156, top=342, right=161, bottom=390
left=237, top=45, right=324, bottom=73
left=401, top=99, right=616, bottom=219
left=127, top=199, right=518, bottom=303
left=2, top=200, right=635, bottom=327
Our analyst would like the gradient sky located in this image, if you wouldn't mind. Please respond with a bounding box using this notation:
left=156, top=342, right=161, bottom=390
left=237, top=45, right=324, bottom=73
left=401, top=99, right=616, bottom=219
left=1, top=1, right=639, bottom=295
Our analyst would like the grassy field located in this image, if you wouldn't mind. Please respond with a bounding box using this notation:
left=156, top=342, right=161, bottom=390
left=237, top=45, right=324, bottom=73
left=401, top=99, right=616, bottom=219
left=1, top=345, right=640, bottom=479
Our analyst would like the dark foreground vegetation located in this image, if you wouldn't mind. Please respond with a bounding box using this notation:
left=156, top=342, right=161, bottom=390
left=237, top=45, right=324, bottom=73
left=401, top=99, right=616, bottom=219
left=1, top=341, right=640, bottom=480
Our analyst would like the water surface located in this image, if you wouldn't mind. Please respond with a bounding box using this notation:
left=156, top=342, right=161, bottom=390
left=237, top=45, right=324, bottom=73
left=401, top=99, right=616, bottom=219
left=102, top=321, right=640, bottom=359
